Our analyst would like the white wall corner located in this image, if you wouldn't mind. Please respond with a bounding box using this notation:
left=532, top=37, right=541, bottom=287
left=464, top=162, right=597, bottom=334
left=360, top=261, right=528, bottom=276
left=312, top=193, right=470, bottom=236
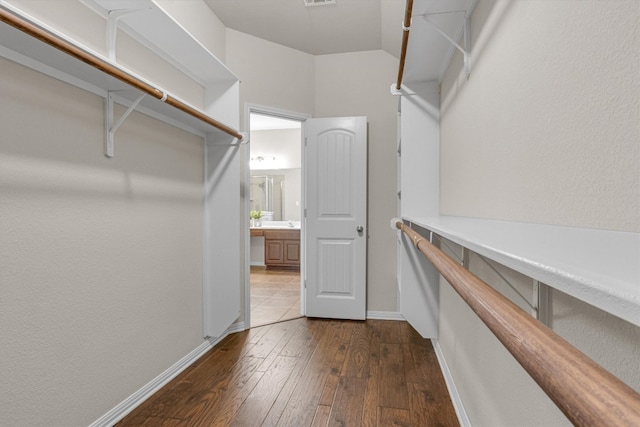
left=89, top=336, right=221, bottom=427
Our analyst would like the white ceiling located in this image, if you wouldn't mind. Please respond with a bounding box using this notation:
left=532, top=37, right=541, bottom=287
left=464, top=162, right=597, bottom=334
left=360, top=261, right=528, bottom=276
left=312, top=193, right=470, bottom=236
left=203, top=0, right=406, bottom=57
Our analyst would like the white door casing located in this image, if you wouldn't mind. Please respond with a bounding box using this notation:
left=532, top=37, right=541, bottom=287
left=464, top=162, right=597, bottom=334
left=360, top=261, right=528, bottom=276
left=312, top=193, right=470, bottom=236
left=304, top=116, right=367, bottom=320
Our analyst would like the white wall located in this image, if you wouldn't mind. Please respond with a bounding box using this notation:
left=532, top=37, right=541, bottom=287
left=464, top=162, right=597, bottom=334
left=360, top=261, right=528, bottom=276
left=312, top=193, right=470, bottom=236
left=227, top=35, right=400, bottom=314
left=156, top=0, right=227, bottom=62
left=226, top=29, right=316, bottom=130
left=0, top=59, right=204, bottom=426
left=315, top=50, right=399, bottom=312
left=0, top=1, right=225, bottom=424
left=440, top=0, right=639, bottom=232
left=434, top=1, right=640, bottom=425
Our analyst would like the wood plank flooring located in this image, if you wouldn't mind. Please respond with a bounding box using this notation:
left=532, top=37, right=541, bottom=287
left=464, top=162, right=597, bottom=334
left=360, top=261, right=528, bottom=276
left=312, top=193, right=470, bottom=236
left=250, top=266, right=301, bottom=327
left=117, top=318, right=459, bottom=427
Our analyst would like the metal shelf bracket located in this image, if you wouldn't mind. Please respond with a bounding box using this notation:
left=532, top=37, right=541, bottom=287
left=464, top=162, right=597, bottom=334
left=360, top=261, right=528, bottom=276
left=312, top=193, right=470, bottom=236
left=105, top=91, right=146, bottom=158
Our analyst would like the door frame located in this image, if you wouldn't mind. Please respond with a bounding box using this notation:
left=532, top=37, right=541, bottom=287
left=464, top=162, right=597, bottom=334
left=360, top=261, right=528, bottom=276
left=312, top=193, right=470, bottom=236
left=243, top=104, right=310, bottom=329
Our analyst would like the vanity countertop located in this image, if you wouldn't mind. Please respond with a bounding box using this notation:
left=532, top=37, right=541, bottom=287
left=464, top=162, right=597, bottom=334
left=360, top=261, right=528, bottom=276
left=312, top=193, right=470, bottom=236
left=250, top=221, right=300, bottom=236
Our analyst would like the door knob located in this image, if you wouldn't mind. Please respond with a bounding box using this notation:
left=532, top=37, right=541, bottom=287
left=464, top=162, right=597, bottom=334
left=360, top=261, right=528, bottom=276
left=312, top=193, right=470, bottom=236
left=356, top=225, right=364, bottom=233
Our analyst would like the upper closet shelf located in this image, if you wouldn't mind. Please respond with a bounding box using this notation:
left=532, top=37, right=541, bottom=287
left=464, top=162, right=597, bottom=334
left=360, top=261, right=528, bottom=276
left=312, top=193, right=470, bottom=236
left=402, top=215, right=640, bottom=328
left=0, top=1, right=241, bottom=141
left=402, top=0, right=477, bottom=84
left=82, top=0, right=237, bottom=86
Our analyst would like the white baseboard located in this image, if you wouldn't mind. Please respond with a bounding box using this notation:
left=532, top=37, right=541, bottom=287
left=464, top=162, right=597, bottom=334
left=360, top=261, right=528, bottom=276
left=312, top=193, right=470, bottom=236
left=366, top=310, right=404, bottom=321
left=432, top=339, right=471, bottom=427
left=90, top=331, right=232, bottom=427
left=229, top=320, right=246, bottom=333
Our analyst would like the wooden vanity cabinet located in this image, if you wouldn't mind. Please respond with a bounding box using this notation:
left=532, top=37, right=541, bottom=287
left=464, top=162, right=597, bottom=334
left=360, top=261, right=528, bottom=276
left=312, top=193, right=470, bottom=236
left=264, top=229, right=300, bottom=269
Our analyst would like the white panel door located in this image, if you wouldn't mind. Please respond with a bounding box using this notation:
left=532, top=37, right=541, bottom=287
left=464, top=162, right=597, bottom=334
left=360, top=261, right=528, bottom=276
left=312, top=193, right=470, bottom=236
left=305, top=116, right=367, bottom=320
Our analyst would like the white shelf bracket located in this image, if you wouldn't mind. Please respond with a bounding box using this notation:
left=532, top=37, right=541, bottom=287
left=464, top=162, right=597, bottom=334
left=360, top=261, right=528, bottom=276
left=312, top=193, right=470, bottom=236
left=107, top=8, right=147, bottom=61
left=422, top=11, right=472, bottom=79
left=105, top=91, right=146, bottom=158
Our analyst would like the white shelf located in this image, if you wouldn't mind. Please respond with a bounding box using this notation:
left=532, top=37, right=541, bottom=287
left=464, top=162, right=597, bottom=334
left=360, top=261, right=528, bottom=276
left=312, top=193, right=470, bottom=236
left=0, top=1, right=238, bottom=139
left=403, top=0, right=477, bottom=83
left=403, top=215, right=640, bottom=327
left=83, top=0, right=237, bottom=85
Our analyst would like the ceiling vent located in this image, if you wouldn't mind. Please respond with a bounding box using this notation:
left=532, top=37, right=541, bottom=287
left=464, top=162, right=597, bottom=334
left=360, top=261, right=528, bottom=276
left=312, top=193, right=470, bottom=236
left=304, top=0, right=336, bottom=6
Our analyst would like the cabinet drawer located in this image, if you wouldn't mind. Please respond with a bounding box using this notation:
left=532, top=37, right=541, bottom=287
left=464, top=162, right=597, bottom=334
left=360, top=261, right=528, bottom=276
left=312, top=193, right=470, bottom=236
left=264, top=229, right=300, bottom=240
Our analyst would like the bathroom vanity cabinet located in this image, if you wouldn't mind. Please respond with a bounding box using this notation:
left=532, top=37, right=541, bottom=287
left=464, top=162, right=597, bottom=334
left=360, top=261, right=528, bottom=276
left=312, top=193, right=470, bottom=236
left=261, top=229, right=300, bottom=269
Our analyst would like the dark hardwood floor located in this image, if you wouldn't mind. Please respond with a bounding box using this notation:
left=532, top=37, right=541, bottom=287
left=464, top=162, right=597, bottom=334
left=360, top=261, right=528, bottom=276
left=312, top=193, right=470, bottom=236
left=117, top=318, right=459, bottom=427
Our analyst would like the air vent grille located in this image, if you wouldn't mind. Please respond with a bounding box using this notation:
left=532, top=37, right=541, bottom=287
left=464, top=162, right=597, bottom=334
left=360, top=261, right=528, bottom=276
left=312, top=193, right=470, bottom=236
left=304, top=0, right=336, bottom=6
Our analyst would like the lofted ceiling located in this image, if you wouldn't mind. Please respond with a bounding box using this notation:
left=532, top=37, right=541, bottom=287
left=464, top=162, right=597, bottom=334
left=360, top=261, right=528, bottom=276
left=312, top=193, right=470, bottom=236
left=203, top=0, right=406, bottom=57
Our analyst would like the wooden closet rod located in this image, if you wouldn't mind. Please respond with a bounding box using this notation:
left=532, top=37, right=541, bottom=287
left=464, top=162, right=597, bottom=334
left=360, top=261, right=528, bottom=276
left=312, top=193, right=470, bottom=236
left=0, top=8, right=243, bottom=141
left=396, top=221, right=640, bottom=426
left=395, top=0, right=414, bottom=91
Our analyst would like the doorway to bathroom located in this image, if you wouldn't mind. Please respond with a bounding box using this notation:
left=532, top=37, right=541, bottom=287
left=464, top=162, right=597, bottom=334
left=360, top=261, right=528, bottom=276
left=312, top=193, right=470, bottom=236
left=246, top=106, right=308, bottom=328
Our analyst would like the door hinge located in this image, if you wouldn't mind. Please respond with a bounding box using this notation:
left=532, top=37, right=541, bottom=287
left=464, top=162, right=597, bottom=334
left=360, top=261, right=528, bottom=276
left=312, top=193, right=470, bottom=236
left=304, top=137, right=308, bottom=146
left=304, top=279, right=307, bottom=289
left=304, top=208, right=307, bottom=218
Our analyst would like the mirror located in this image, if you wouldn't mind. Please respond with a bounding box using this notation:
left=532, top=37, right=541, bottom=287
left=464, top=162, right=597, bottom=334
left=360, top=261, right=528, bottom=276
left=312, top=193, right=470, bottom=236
left=250, top=175, right=285, bottom=220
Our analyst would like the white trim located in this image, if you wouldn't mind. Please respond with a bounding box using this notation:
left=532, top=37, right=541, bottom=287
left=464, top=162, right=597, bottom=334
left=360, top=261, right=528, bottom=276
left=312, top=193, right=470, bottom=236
left=366, top=311, right=404, bottom=321
left=433, top=339, right=472, bottom=427
left=228, top=320, right=246, bottom=334
left=89, top=330, right=234, bottom=427
left=244, top=104, right=311, bottom=330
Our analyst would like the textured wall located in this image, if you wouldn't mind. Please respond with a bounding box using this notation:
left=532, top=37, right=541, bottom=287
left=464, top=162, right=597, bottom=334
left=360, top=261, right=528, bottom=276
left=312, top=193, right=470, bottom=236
left=0, top=58, right=204, bottom=426
left=226, top=29, right=316, bottom=130
left=440, top=0, right=639, bottom=232
left=435, top=1, right=640, bottom=424
left=0, top=1, right=216, bottom=424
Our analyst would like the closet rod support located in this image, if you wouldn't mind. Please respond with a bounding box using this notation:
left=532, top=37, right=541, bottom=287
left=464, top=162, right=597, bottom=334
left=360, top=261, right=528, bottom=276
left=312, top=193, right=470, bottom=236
left=105, top=92, right=146, bottom=158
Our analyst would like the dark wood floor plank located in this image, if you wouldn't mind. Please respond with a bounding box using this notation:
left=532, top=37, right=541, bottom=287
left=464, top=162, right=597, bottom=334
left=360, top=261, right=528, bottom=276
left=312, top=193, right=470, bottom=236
left=117, top=319, right=460, bottom=427
left=340, top=321, right=371, bottom=378
left=318, top=320, right=353, bottom=406
left=174, top=355, right=265, bottom=425
left=377, top=319, right=405, bottom=344
left=257, top=317, right=305, bottom=371
left=327, top=376, right=368, bottom=426
left=361, top=321, right=382, bottom=427
left=408, top=382, right=460, bottom=427
left=247, top=318, right=302, bottom=359
left=378, top=343, right=409, bottom=409
left=310, top=405, right=332, bottom=427
left=275, top=321, right=352, bottom=427
left=203, top=369, right=265, bottom=426
left=230, top=355, right=298, bottom=426
left=378, top=406, right=412, bottom=427
left=260, top=319, right=330, bottom=427
left=279, top=316, right=322, bottom=358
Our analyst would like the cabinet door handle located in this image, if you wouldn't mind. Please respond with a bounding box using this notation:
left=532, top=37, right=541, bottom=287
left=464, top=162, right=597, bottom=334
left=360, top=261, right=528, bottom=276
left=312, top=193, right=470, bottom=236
left=356, top=225, right=364, bottom=233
